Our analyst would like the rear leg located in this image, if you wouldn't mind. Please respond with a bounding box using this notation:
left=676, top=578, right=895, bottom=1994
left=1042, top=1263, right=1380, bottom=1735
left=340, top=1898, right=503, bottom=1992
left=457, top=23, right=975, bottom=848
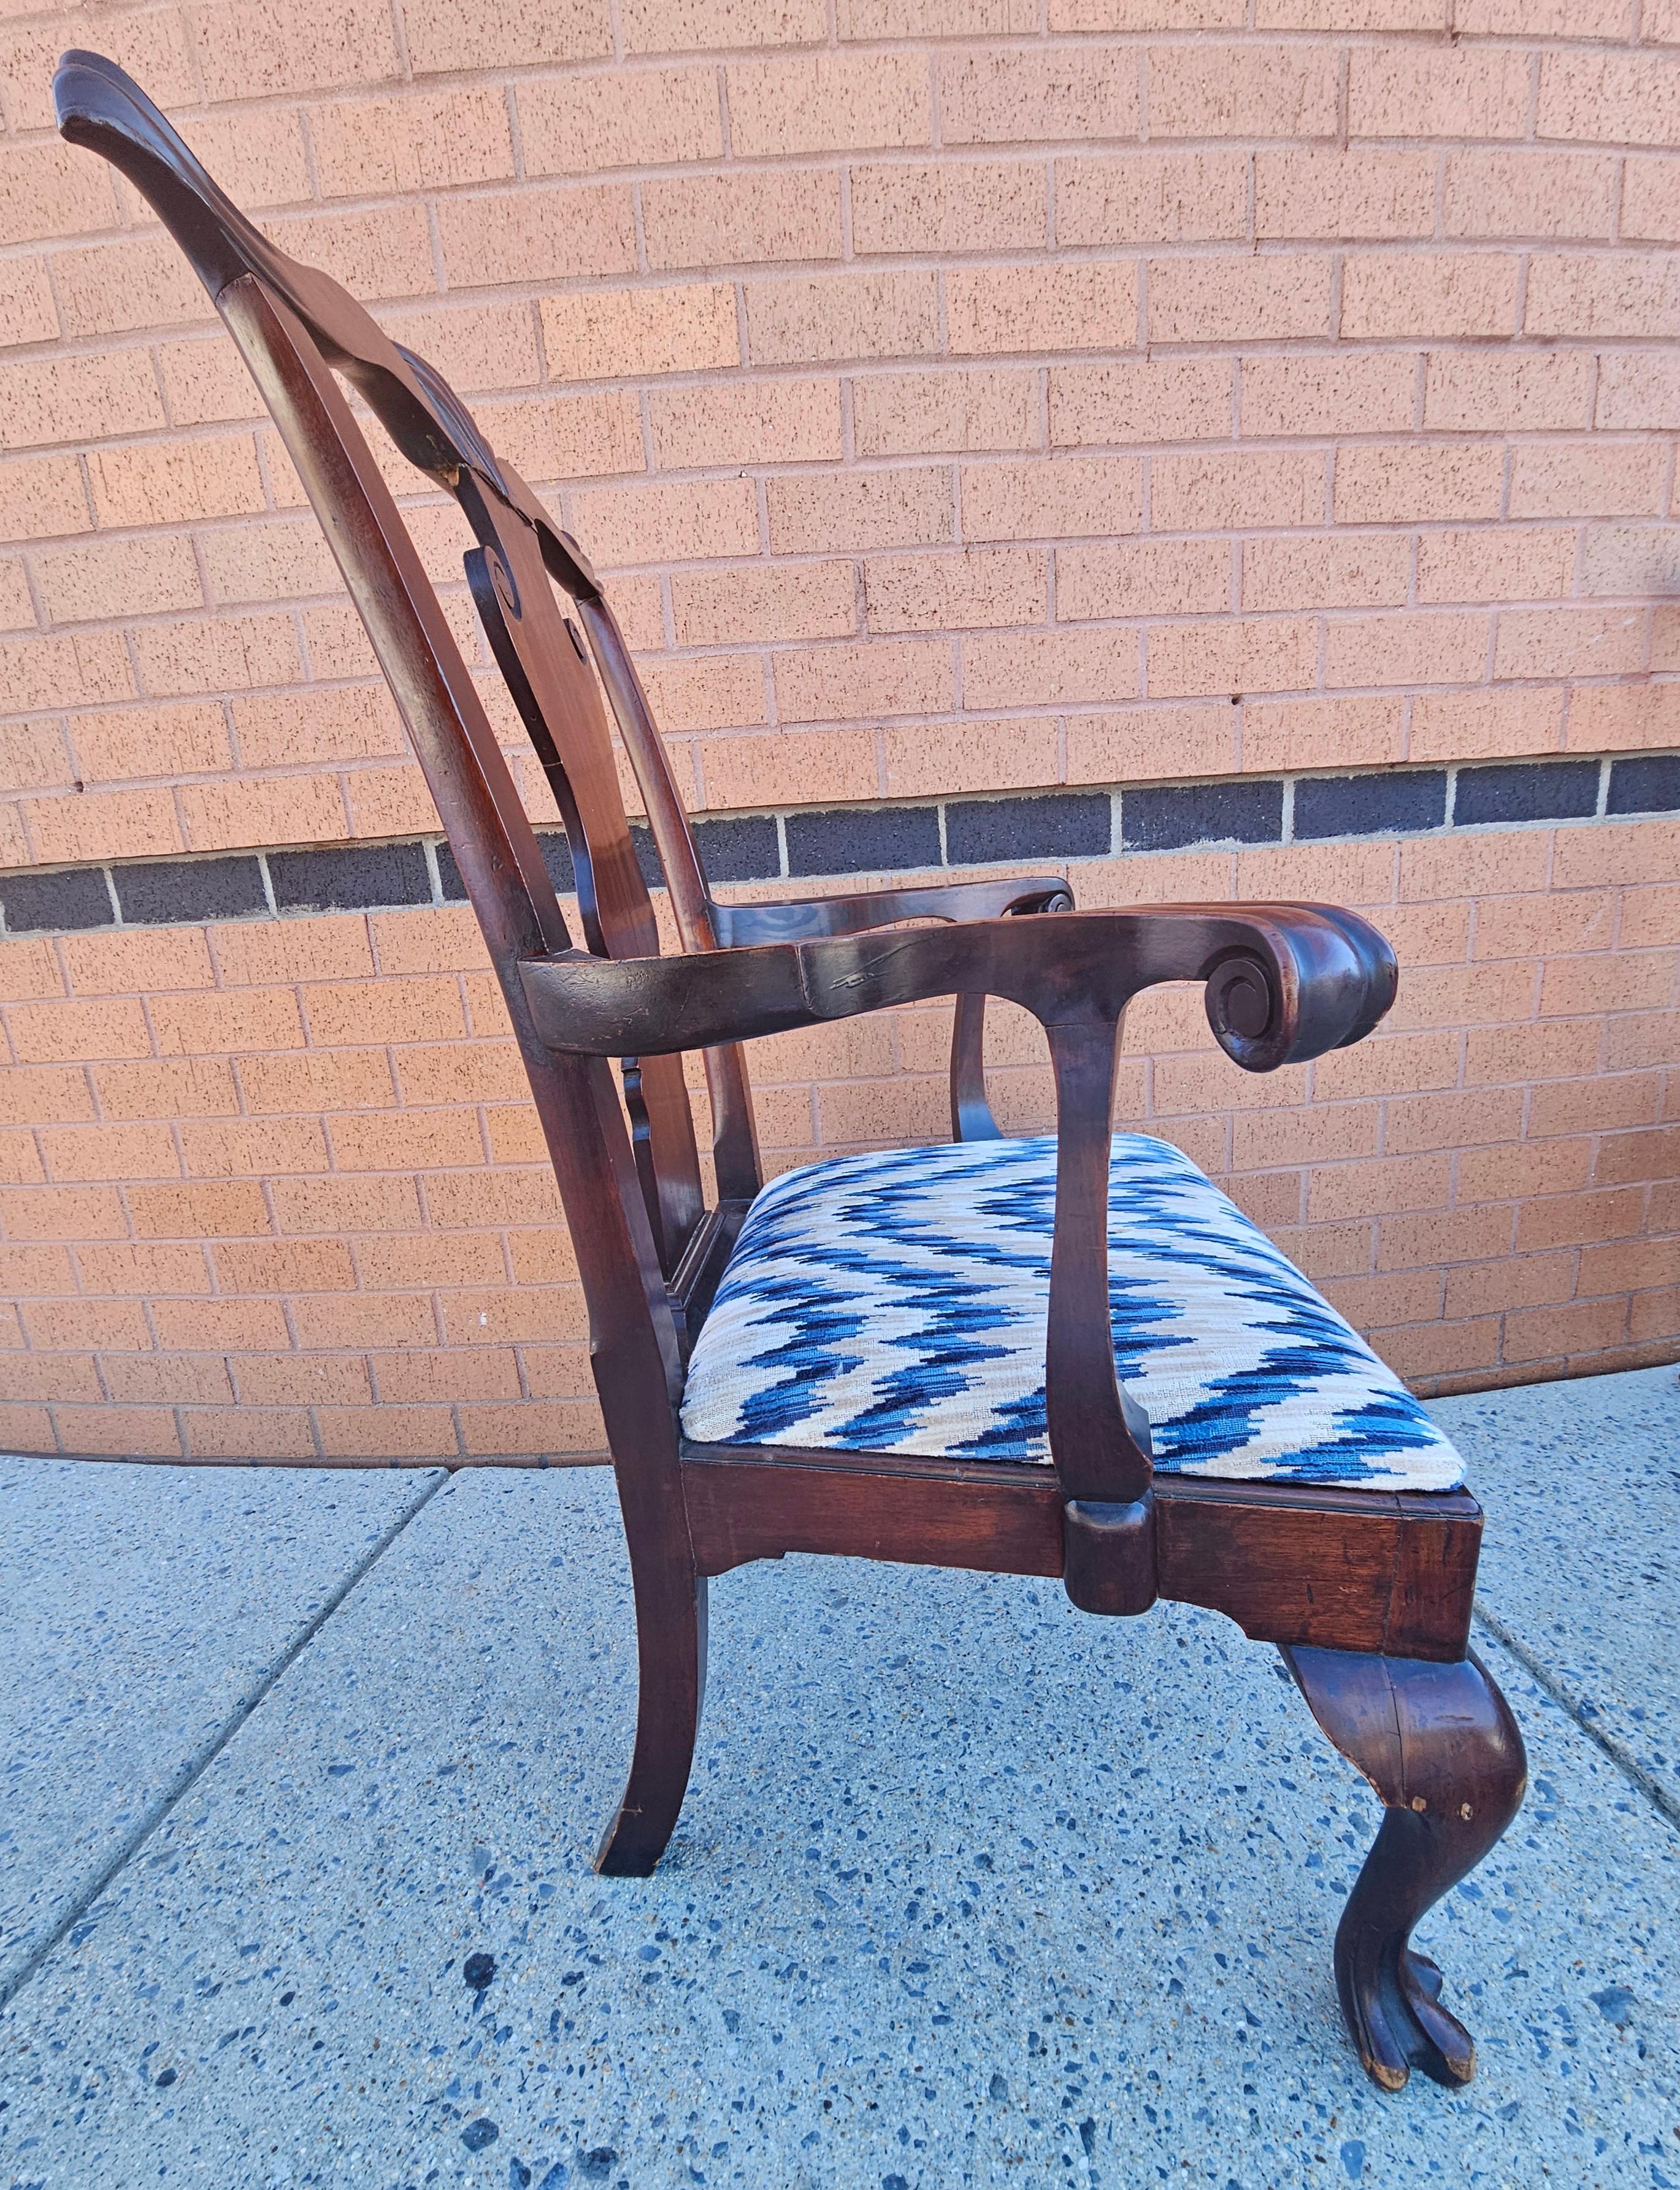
left=595, top=1561, right=708, bottom=1878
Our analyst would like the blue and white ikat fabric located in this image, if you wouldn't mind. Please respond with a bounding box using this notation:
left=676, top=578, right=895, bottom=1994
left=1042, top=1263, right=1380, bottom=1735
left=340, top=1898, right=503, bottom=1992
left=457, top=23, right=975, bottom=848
left=680, top=1133, right=1465, bottom=1493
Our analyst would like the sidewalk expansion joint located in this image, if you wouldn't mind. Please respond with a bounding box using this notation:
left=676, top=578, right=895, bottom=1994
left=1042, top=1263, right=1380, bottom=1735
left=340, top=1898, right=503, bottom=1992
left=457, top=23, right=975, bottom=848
left=1473, top=1601, right=1680, bottom=1838
left=0, top=1467, right=449, bottom=2016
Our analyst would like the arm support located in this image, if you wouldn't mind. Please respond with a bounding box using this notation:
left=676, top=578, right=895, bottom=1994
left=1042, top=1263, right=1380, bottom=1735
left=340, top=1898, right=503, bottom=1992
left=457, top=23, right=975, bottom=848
left=711, top=874, right=1075, bottom=1143
left=521, top=900, right=1397, bottom=1516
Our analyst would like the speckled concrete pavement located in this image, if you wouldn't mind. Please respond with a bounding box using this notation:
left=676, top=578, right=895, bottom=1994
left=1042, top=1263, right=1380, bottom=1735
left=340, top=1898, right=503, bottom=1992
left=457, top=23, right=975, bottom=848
left=0, top=1372, right=1676, bottom=2190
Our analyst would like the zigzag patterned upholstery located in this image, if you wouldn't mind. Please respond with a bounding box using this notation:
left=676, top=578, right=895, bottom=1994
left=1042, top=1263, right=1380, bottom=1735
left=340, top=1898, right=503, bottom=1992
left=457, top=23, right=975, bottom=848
left=682, top=1133, right=1465, bottom=1493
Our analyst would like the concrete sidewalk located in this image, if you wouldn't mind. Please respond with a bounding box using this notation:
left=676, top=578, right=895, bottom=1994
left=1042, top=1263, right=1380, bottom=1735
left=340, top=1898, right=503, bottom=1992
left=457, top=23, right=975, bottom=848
left=0, top=1367, right=1676, bottom=2189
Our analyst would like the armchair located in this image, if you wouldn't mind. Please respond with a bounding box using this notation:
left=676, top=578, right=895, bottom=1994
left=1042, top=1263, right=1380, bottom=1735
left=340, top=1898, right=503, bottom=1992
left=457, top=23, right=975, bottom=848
left=55, top=50, right=1524, bottom=2096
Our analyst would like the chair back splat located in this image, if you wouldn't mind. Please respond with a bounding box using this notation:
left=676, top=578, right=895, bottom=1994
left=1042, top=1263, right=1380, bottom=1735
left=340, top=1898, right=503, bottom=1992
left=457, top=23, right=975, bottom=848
left=53, top=53, right=725, bottom=1354
left=56, top=55, right=1531, bottom=2096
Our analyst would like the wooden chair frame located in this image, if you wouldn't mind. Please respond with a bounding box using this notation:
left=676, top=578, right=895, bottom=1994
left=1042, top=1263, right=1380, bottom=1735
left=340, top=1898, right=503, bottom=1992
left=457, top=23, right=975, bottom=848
left=56, top=51, right=1525, bottom=2096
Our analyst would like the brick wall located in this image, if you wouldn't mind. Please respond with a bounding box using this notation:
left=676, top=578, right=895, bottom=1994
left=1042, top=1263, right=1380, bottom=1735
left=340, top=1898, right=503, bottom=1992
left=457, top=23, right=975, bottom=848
left=0, top=0, right=1678, bottom=1459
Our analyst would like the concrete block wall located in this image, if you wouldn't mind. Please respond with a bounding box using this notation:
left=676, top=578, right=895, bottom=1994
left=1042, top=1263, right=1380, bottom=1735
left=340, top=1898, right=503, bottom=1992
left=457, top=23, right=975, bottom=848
left=0, top=0, right=1677, bottom=1457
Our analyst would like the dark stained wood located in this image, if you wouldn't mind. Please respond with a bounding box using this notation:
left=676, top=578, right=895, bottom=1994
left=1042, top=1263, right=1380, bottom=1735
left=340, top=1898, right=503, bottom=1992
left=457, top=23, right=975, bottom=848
left=56, top=47, right=1523, bottom=2084
left=680, top=1443, right=1482, bottom=1659
left=1283, top=1647, right=1527, bottom=2090
left=1157, top=1479, right=1482, bottom=1661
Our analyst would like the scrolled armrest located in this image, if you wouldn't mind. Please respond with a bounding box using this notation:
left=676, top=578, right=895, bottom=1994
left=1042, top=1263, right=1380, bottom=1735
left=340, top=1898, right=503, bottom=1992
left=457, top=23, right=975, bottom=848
left=518, top=900, right=1395, bottom=1066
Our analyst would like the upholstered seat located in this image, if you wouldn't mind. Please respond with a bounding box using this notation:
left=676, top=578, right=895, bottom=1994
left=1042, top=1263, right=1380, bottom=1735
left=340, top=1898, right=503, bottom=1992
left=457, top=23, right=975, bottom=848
left=682, top=1133, right=1465, bottom=1493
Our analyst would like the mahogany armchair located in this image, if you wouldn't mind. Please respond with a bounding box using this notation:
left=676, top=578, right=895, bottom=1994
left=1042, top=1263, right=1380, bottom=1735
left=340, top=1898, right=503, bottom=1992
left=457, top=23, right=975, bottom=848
left=55, top=53, right=1525, bottom=2096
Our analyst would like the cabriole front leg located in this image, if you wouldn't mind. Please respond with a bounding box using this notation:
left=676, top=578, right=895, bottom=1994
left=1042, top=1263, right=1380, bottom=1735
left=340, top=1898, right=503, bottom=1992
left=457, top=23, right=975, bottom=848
left=1281, top=1645, right=1526, bottom=2092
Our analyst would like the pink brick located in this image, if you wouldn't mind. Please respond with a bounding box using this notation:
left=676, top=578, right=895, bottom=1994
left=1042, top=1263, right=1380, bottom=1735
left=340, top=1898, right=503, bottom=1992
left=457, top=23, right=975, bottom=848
left=1153, top=448, right=1326, bottom=531
left=86, top=435, right=266, bottom=528
left=1256, top=0, right=1446, bottom=28
left=644, top=171, right=844, bottom=270
left=573, top=476, right=762, bottom=565
left=0, top=456, right=89, bottom=541
left=883, top=715, right=1058, bottom=797
left=178, top=773, right=348, bottom=853
left=36, top=536, right=202, bottom=626
left=1567, top=683, right=1680, bottom=752
left=1049, top=359, right=1232, bottom=447
left=25, top=785, right=183, bottom=866
left=864, top=547, right=1046, bottom=632
left=1242, top=694, right=1404, bottom=772
left=672, top=561, right=857, bottom=644
left=1455, top=0, right=1627, bottom=27
left=1582, top=525, right=1678, bottom=597
left=1596, top=353, right=1680, bottom=431
left=1536, top=53, right=1680, bottom=148
left=435, top=186, right=636, bottom=289
left=477, top=392, right=645, bottom=483
left=1324, top=610, right=1490, bottom=690
left=844, top=0, right=1037, bottom=28
left=1053, top=0, right=1245, bottom=21
left=699, top=728, right=876, bottom=807
left=0, top=257, right=57, bottom=349
left=650, top=378, right=842, bottom=468
left=1443, top=152, right=1616, bottom=242
left=1527, top=254, right=1680, bottom=339
left=1349, top=45, right=1530, bottom=140
left=1242, top=534, right=1408, bottom=612
left=192, top=0, right=401, bottom=97
left=1621, top=157, right=1680, bottom=245
left=768, top=467, right=951, bottom=553
left=1343, top=253, right=1520, bottom=341
left=1054, top=153, right=1247, bottom=245
left=623, top=0, right=826, bottom=49
left=1334, top=443, right=1503, bottom=524
left=776, top=637, right=953, bottom=721
left=744, top=272, right=938, bottom=365
left=853, top=369, right=1039, bottom=456
left=0, top=634, right=134, bottom=715
left=1509, top=443, right=1666, bottom=519
left=130, top=615, right=300, bottom=699
left=1256, top=150, right=1435, bottom=239
left=1148, top=45, right=1337, bottom=138
left=1416, top=528, right=1576, bottom=606
left=726, top=53, right=929, bottom=155
left=1422, top=351, right=1595, bottom=434
left=518, top=67, right=723, bottom=175
left=73, top=701, right=233, bottom=788
left=1148, top=255, right=1333, bottom=344
left=964, top=626, right=1141, bottom=708
left=939, top=46, right=1140, bottom=144
left=1147, top=617, right=1317, bottom=698
left=946, top=263, right=1137, bottom=356
left=1059, top=537, right=1230, bottom=618
left=0, top=140, right=118, bottom=248
left=1494, top=607, right=1646, bottom=682
left=156, top=336, right=265, bottom=428
left=199, top=520, right=339, bottom=607
left=961, top=456, right=1142, bottom=541
left=0, top=351, right=164, bottom=448
left=1239, top=352, right=1416, bottom=438
left=310, top=86, right=515, bottom=193
left=850, top=161, right=1047, bottom=255
left=1067, top=704, right=1236, bottom=783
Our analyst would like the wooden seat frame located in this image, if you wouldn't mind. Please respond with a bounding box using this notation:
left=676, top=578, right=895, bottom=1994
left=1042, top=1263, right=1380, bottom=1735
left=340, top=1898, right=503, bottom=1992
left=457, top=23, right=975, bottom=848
left=56, top=51, right=1525, bottom=2096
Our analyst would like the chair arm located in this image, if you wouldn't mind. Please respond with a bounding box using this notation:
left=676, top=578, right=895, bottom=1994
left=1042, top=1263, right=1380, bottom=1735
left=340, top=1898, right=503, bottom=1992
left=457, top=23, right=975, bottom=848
left=518, top=901, right=1395, bottom=1070
left=521, top=901, right=1396, bottom=1524
left=707, top=874, right=1071, bottom=945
